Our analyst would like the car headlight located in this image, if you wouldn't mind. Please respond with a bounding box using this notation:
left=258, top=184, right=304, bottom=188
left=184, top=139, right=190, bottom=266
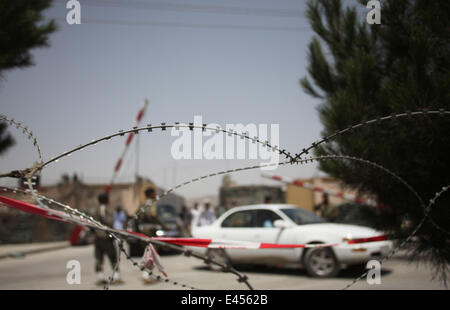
left=156, top=230, right=165, bottom=237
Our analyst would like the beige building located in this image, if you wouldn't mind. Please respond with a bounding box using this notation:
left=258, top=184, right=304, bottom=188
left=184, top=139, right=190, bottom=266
left=35, top=179, right=154, bottom=216
left=285, top=177, right=367, bottom=211
left=217, top=175, right=362, bottom=214
left=0, top=176, right=185, bottom=243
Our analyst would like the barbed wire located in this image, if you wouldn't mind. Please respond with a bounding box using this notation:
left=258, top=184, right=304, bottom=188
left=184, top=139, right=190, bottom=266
left=104, top=235, right=121, bottom=290
left=0, top=152, right=445, bottom=290
left=31, top=152, right=450, bottom=289
left=0, top=184, right=199, bottom=289
left=59, top=150, right=448, bottom=289
left=0, top=109, right=448, bottom=290
left=0, top=120, right=292, bottom=290
left=0, top=115, right=43, bottom=178
left=290, top=109, right=450, bottom=234
left=0, top=190, right=201, bottom=290
left=2, top=110, right=448, bottom=182
left=124, top=154, right=448, bottom=290
left=31, top=123, right=293, bottom=173
left=115, top=239, right=201, bottom=290
left=0, top=185, right=252, bottom=290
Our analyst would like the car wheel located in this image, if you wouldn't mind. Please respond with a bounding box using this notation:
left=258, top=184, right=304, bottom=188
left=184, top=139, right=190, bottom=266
left=205, top=249, right=231, bottom=271
left=303, top=247, right=340, bottom=278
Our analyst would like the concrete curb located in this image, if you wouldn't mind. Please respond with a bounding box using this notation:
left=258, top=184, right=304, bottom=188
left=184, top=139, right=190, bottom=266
left=0, top=242, right=71, bottom=260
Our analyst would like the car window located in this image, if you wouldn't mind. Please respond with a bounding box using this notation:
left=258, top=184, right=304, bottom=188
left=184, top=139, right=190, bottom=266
left=157, top=205, right=176, bottom=220
left=280, top=208, right=325, bottom=225
left=221, top=210, right=256, bottom=228
left=255, top=210, right=282, bottom=228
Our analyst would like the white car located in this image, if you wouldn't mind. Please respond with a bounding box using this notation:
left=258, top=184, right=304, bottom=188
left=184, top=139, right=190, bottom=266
left=192, top=204, right=392, bottom=277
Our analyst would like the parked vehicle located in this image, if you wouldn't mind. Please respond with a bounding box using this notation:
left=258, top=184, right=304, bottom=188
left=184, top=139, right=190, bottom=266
left=128, top=204, right=184, bottom=256
left=334, top=202, right=381, bottom=228
left=192, top=204, right=392, bottom=277
left=154, top=204, right=184, bottom=238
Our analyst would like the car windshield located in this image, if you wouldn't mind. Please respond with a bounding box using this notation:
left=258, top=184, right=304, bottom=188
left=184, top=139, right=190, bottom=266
left=280, top=208, right=326, bottom=225
left=157, top=205, right=177, bottom=220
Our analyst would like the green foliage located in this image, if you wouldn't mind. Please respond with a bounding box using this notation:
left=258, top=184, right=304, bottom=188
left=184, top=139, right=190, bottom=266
left=302, top=0, right=450, bottom=284
left=0, top=0, right=56, bottom=78
left=0, top=0, right=56, bottom=154
left=0, top=122, right=15, bottom=155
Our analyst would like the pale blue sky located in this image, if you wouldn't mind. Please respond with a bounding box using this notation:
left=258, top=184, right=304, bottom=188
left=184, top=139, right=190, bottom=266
left=0, top=0, right=370, bottom=199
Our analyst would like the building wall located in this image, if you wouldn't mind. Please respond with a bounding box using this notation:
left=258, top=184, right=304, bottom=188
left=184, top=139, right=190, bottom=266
left=285, top=177, right=367, bottom=212
left=0, top=191, right=73, bottom=244
left=285, top=183, right=315, bottom=211
left=220, top=185, right=284, bottom=208
left=312, top=178, right=346, bottom=206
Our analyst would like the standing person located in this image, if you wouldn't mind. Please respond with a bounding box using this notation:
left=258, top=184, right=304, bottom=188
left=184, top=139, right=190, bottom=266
left=113, top=205, right=128, bottom=260
left=113, top=205, right=126, bottom=230
left=198, top=201, right=216, bottom=227
left=314, top=192, right=328, bottom=216
left=216, top=205, right=227, bottom=218
left=94, top=193, right=123, bottom=285
left=137, top=187, right=168, bottom=284
left=179, top=205, right=192, bottom=236
left=315, top=193, right=337, bottom=221
left=189, top=203, right=201, bottom=234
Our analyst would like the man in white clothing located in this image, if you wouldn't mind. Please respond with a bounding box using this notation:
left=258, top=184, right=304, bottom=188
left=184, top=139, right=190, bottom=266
left=198, top=201, right=216, bottom=227
left=190, top=203, right=201, bottom=234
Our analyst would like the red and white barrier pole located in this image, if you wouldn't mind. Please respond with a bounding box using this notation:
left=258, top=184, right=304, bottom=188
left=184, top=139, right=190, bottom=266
left=0, top=195, right=387, bottom=249
left=105, top=99, right=149, bottom=193
left=261, top=173, right=377, bottom=206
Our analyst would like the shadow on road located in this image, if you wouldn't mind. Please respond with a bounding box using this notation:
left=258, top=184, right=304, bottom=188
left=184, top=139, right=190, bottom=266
left=193, top=263, right=392, bottom=279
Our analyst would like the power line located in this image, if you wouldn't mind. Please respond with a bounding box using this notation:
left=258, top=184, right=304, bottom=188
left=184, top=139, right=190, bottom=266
left=53, top=16, right=311, bottom=32
left=55, top=0, right=306, bottom=18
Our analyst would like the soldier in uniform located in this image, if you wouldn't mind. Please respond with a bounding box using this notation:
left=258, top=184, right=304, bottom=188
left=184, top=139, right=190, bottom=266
left=94, top=193, right=124, bottom=285
left=315, top=193, right=338, bottom=222
left=137, top=187, right=168, bottom=284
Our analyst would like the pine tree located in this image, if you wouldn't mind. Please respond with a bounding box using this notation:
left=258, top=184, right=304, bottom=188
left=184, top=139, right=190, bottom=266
left=0, top=0, right=57, bottom=154
left=0, top=0, right=56, bottom=78
left=301, top=0, right=450, bottom=284
left=0, top=122, right=14, bottom=155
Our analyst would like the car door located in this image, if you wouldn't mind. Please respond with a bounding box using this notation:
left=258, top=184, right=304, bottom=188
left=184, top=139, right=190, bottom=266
left=219, top=209, right=260, bottom=262
left=252, top=209, right=297, bottom=263
left=219, top=209, right=295, bottom=264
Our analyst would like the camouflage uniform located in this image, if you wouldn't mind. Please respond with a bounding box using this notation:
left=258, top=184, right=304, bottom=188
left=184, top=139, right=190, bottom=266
left=94, top=203, right=118, bottom=273
left=320, top=203, right=339, bottom=222
left=137, top=199, right=168, bottom=283
left=137, top=200, right=167, bottom=238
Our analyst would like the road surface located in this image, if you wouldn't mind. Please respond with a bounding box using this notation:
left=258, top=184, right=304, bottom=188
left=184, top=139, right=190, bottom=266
left=0, top=244, right=445, bottom=290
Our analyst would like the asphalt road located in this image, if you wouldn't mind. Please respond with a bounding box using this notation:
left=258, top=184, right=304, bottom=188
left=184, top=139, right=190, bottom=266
left=0, top=245, right=445, bottom=290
